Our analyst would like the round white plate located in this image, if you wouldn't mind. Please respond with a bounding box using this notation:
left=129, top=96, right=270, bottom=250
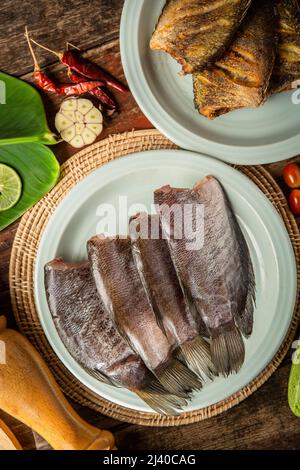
left=120, top=0, right=300, bottom=165
left=34, top=150, right=297, bottom=413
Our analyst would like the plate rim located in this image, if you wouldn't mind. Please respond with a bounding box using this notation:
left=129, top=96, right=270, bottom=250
left=120, top=0, right=300, bottom=165
left=33, top=148, right=297, bottom=414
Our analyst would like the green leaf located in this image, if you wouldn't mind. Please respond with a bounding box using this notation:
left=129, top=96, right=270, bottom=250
left=0, top=72, right=58, bottom=146
left=0, top=143, right=60, bottom=230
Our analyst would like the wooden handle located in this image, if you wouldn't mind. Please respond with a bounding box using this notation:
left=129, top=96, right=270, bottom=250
left=0, top=417, right=22, bottom=450
left=0, top=317, right=115, bottom=450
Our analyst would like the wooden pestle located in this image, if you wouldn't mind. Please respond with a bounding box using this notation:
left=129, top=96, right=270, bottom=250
left=0, top=316, right=115, bottom=450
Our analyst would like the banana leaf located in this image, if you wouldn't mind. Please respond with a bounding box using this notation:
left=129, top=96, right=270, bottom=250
left=0, top=72, right=57, bottom=146
left=0, top=144, right=60, bottom=230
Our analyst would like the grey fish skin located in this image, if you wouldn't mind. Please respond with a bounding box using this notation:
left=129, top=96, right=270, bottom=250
left=193, top=0, right=278, bottom=119
left=44, top=258, right=150, bottom=390
left=129, top=213, right=216, bottom=379
left=45, top=258, right=189, bottom=415
left=150, top=0, right=252, bottom=74
left=269, top=0, right=300, bottom=94
left=154, top=176, right=256, bottom=376
left=87, top=235, right=202, bottom=396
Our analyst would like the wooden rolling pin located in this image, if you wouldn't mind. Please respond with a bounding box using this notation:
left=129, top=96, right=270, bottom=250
left=0, top=316, right=115, bottom=450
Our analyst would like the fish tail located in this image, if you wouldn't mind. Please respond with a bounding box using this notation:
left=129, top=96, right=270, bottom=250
left=236, top=277, right=256, bottom=338
left=155, top=358, right=202, bottom=397
left=136, top=380, right=188, bottom=416
left=211, top=323, right=245, bottom=376
left=179, top=336, right=218, bottom=380
left=235, top=295, right=254, bottom=338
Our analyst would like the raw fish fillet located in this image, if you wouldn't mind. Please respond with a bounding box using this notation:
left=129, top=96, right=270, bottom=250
left=87, top=236, right=202, bottom=397
left=129, top=213, right=216, bottom=379
left=45, top=258, right=188, bottom=415
left=154, top=176, right=256, bottom=375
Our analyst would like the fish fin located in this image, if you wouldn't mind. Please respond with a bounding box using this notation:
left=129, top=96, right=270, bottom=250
left=136, top=380, right=188, bottom=416
left=211, top=323, right=245, bottom=376
left=155, top=358, right=202, bottom=397
left=81, top=365, right=114, bottom=385
left=236, top=282, right=256, bottom=338
left=179, top=336, right=217, bottom=380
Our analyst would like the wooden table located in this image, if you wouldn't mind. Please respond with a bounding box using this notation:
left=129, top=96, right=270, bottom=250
left=1, top=0, right=300, bottom=450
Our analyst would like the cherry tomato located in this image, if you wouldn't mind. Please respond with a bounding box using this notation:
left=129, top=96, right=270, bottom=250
left=289, top=189, right=300, bottom=215
left=283, top=163, right=300, bottom=188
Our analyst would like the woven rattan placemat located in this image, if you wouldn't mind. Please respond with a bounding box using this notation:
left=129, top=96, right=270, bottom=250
left=9, top=129, right=300, bottom=426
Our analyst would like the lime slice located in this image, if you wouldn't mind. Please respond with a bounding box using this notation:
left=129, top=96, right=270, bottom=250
left=288, top=341, right=300, bottom=417
left=0, top=163, right=22, bottom=212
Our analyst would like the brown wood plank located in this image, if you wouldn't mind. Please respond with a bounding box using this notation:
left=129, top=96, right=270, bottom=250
left=0, top=0, right=123, bottom=76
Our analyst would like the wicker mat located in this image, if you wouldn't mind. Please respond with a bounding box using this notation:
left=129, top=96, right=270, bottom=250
left=9, top=130, right=300, bottom=427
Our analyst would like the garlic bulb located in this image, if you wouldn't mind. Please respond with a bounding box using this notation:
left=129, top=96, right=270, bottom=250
left=55, top=98, right=103, bottom=148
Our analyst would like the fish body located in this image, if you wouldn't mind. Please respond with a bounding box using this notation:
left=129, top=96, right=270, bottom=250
left=129, top=213, right=216, bottom=379
left=154, top=176, right=256, bottom=375
left=270, top=0, right=300, bottom=94
left=150, top=0, right=252, bottom=74
left=45, top=258, right=188, bottom=415
left=193, top=0, right=278, bottom=118
left=87, top=235, right=202, bottom=396
left=44, top=258, right=150, bottom=389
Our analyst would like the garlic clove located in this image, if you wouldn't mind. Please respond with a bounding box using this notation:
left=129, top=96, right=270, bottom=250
left=84, top=108, right=103, bottom=124
left=61, top=126, right=76, bottom=143
left=75, top=111, right=84, bottom=123
left=86, top=123, right=103, bottom=135
left=81, top=127, right=97, bottom=145
left=77, top=98, right=94, bottom=115
left=55, top=114, right=74, bottom=132
left=75, top=123, right=85, bottom=135
left=61, top=110, right=77, bottom=122
left=60, top=98, right=78, bottom=111
left=69, top=135, right=85, bottom=148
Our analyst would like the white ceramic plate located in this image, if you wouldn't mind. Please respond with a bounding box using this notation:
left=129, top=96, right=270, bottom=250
left=120, top=0, right=300, bottom=165
left=34, top=150, right=296, bottom=413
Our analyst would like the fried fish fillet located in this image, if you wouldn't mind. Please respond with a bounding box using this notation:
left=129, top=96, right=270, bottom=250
left=193, top=0, right=277, bottom=119
left=150, top=0, right=252, bottom=74
left=269, top=0, right=300, bottom=94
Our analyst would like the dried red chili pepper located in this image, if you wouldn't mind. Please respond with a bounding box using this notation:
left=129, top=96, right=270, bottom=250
left=26, top=29, right=105, bottom=97
left=56, top=80, right=105, bottom=96
left=68, top=71, right=117, bottom=109
left=25, top=27, right=58, bottom=93
left=61, top=51, right=128, bottom=94
left=29, top=38, right=128, bottom=94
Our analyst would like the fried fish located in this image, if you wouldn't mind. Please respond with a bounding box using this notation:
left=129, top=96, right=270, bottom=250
left=129, top=213, right=216, bottom=379
left=154, top=176, right=256, bottom=376
left=87, top=235, right=202, bottom=397
left=150, top=0, right=252, bottom=74
left=269, top=0, right=300, bottom=94
left=193, top=0, right=277, bottom=118
left=45, top=258, right=188, bottom=415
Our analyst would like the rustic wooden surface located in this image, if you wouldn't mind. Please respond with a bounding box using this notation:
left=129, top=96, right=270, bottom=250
left=0, top=0, right=300, bottom=451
